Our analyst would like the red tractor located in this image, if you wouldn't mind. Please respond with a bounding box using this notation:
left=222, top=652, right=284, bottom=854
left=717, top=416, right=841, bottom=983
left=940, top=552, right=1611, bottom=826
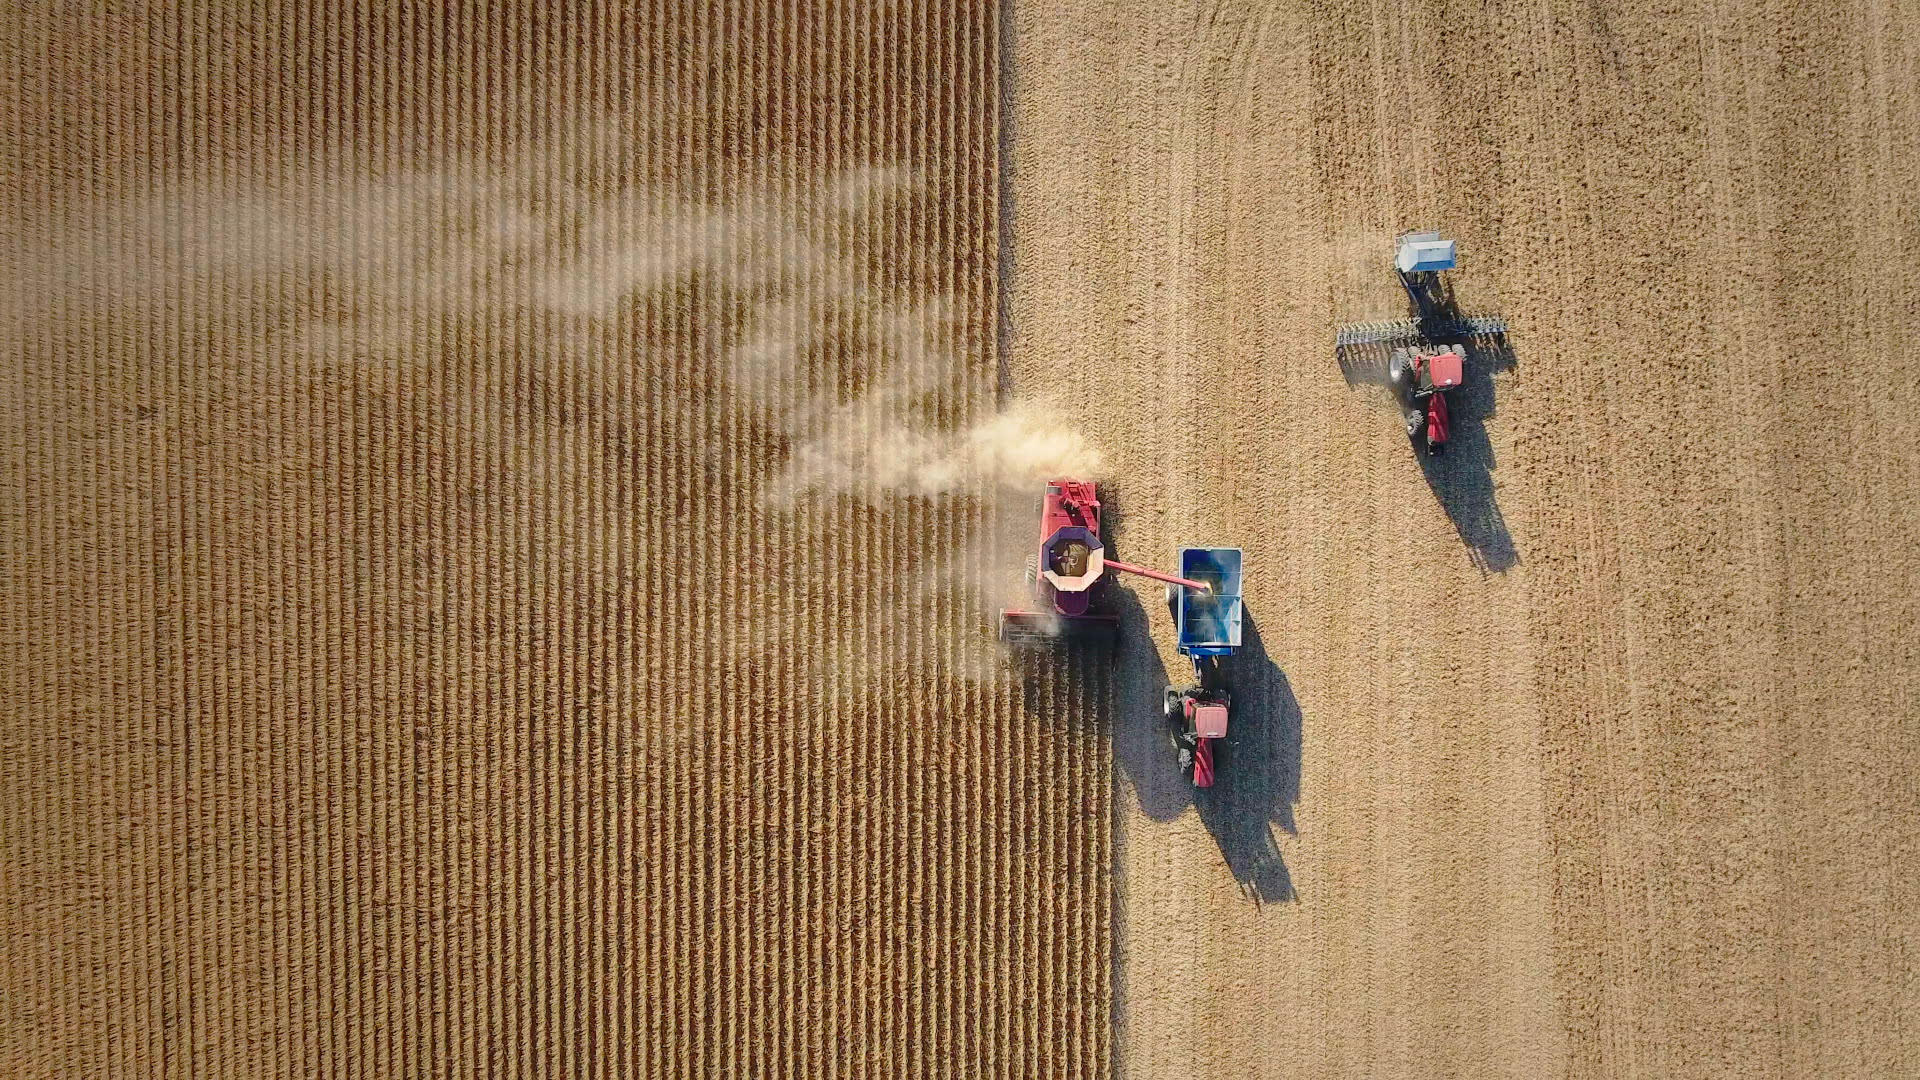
left=1389, top=346, right=1464, bottom=454
left=999, top=479, right=1210, bottom=649
left=1165, top=675, right=1230, bottom=788
left=1162, top=547, right=1242, bottom=788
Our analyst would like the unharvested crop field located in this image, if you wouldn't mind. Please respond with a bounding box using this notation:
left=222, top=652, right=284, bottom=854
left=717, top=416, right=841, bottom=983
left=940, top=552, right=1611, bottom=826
left=2, top=3, right=1108, bottom=1077
left=5, top=1, right=1920, bottom=1078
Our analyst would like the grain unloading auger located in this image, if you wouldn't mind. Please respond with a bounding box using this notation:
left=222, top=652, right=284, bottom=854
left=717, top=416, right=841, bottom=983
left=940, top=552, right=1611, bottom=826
left=998, top=480, right=1211, bottom=650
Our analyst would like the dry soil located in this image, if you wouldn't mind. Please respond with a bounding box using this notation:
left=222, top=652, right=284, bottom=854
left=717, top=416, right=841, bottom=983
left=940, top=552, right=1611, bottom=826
left=1005, top=2, right=1920, bottom=1078
left=6, top=2, right=1920, bottom=1079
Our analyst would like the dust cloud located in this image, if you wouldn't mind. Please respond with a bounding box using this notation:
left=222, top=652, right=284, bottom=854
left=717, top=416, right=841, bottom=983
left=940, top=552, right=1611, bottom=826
left=771, top=395, right=1105, bottom=505
left=12, top=136, right=1098, bottom=508
left=5, top=128, right=1091, bottom=696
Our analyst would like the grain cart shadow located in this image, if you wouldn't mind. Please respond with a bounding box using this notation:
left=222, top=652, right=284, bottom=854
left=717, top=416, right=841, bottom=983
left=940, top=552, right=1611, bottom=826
left=1110, top=590, right=1303, bottom=906
left=1192, top=614, right=1301, bottom=906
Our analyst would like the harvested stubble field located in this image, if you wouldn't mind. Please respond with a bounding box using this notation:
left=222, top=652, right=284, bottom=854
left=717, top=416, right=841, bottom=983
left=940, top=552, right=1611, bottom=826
left=1007, top=1, right=1920, bottom=1077
left=4, top=1, right=1920, bottom=1079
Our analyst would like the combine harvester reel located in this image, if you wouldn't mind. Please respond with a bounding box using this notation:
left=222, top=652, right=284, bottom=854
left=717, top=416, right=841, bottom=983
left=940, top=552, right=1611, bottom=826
left=1335, top=231, right=1509, bottom=455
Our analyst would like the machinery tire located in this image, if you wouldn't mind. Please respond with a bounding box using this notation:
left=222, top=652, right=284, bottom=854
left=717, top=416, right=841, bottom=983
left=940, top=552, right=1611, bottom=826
left=1163, top=685, right=1181, bottom=725
left=1388, top=351, right=1412, bottom=402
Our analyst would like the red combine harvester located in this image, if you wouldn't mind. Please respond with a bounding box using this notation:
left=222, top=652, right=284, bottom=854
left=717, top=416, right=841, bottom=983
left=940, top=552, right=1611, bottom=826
left=998, top=479, right=1210, bottom=649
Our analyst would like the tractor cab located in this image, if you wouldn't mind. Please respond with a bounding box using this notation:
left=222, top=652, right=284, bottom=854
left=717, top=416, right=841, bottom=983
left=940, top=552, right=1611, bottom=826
left=1417, top=350, right=1461, bottom=451
left=1388, top=346, right=1463, bottom=451
left=1393, top=346, right=1462, bottom=397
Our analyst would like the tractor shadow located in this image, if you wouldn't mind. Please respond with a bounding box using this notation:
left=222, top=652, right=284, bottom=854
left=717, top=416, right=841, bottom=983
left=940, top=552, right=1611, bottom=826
left=1416, top=343, right=1518, bottom=574
left=1109, top=586, right=1302, bottom=906
left=1408, top=274, right=1521, bottom=575
left=1195, top=614, right=1301, bottom=905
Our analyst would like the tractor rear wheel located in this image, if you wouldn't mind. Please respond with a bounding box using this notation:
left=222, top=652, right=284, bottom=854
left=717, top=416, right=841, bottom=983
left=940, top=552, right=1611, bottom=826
left=1388, top=351, right=1413, bottom=401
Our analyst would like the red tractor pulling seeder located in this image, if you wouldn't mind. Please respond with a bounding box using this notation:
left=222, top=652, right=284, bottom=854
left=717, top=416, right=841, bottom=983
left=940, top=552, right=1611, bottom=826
left=1334, top=230, right=1509, bottom=456
left=1390, top=345, right=1464, bottom=454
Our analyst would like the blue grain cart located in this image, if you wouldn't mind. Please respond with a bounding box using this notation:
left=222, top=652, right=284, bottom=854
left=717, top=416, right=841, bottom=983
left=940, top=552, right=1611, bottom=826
left=1162, top=547, right=1242, bottom=787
